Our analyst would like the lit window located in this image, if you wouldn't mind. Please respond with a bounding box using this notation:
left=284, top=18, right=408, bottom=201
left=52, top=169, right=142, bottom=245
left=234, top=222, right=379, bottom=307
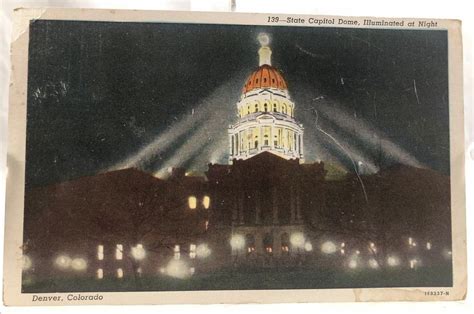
left=188, top=196, right=197, bottom=209
left=97, top=245, right=104, bottom=260
left=203, top=196, right=210, bottom=209
left=117, top=268, right=123, bottom=278
left=116, top=244, right=123, bottom=260
left=174, top=245, right=181, bottom=260
left=97, top=268, right=103, bottom=279
left=408, top=237, right=413, bottom=245
left=205, top=220, right=209, bottom=230
left=190, top=244, right=196, bottom=259
left=426, top=242, right=432, bottom=250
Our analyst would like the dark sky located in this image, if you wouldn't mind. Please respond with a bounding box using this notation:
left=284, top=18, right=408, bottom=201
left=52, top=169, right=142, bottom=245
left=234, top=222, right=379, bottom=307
left=25, top=20, right=449, bottom=187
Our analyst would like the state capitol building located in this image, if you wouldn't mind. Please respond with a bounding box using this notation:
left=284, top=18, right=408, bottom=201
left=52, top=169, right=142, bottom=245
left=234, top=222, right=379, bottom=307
left=22, top=34, right=451, bottom=289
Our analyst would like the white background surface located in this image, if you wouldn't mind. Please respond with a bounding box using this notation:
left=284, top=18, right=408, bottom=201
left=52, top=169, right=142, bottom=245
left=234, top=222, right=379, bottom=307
left=0, top=0, right=472, bottom=312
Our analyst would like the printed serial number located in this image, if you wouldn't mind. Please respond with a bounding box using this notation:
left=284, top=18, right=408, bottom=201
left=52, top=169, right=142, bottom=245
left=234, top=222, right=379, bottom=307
left=424, top=291, right=450, bottom=296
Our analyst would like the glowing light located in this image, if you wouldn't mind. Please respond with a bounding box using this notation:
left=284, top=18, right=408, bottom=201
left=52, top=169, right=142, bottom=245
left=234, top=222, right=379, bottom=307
left=442, top=249, right=452, bottom=259
left=116, top=244, right=123, bottom=260
left=290, top=232, right=305, bottom=249
left=348, top=259, right=358, bottom=269
left=166, top=259, right=190, bottom=279
left=321, top=241, right=337, bottom=254
left=131, top=244, right=146, bottom=260
left=230, top=234, right=245, bottom=250
left=426, top=242, right=432, bottom=250
left=369, top=242, right=377, bottom=253
left=55, top=255, right=71, bottom=269
left=188, top=196, right=197, bottom=209
left=368, top=258, right=379, bottom=269
left=97, top=245, right=104, bottom=260
left=117, top=268, right=124, bottom=278
left=22, top=255, right=32, bottom=271
left=341, top=242, right=345, bottom=248
left=97, top=268, right=103, bottom=279
left=355, top=250, right=360, bottom=255
left=71, top=258, right=87, bottom=271
left=340, top=249, right=345, bottom=255
left=258, top=33, right=270, bottom=46
left=408, top=237, right=413, bottom=245
left=387, top=255, right=400, bottom=267
left=304, top=242, right=313, bottom=252
left=203, top=196, right=211, bottom=209
left=196, top=244, right=211, bottom=259
left=409, top=259, right=419, bottom=269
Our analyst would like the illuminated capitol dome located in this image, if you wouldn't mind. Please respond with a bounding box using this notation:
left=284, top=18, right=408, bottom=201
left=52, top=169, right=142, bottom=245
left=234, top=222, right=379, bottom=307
left=228, top=33, right=304, bottom=163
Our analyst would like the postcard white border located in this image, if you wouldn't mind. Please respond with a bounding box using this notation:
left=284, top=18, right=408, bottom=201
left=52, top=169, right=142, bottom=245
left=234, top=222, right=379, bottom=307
left=3, top=8, right=466, bottom=305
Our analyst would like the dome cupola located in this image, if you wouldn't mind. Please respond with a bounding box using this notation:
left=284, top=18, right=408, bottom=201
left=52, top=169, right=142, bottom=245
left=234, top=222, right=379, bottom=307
left=228, top=33, right=304, bottom=163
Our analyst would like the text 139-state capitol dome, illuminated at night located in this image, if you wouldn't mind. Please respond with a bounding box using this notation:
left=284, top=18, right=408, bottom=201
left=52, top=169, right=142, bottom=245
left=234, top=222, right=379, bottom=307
left=228, top=33, right=304, bottom=163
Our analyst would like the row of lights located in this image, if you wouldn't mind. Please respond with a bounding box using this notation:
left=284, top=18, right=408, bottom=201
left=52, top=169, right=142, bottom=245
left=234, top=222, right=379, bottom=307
left=320, top=238, right=449, bottom=257
left=97, top=244, right=146, bottom=261
left=345, top=255, right=425, bottom=270
left=174, top=243, right=211, bottom=260
left=230, top=232, right=313, bottom=252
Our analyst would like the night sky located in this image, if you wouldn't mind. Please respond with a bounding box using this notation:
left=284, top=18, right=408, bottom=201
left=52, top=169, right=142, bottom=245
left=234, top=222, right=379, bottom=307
left=25, top=20, right=449, bottom=187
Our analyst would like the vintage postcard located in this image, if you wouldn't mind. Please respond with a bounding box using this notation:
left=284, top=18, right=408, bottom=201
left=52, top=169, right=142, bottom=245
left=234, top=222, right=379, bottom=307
left=3, top=8, right=466, bottom=305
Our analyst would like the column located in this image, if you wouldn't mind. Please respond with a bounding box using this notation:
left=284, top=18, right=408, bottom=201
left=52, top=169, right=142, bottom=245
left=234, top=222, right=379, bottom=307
left=300, top=133, right=304, bottom=158
left=270, top=125, right=274, bottom=149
